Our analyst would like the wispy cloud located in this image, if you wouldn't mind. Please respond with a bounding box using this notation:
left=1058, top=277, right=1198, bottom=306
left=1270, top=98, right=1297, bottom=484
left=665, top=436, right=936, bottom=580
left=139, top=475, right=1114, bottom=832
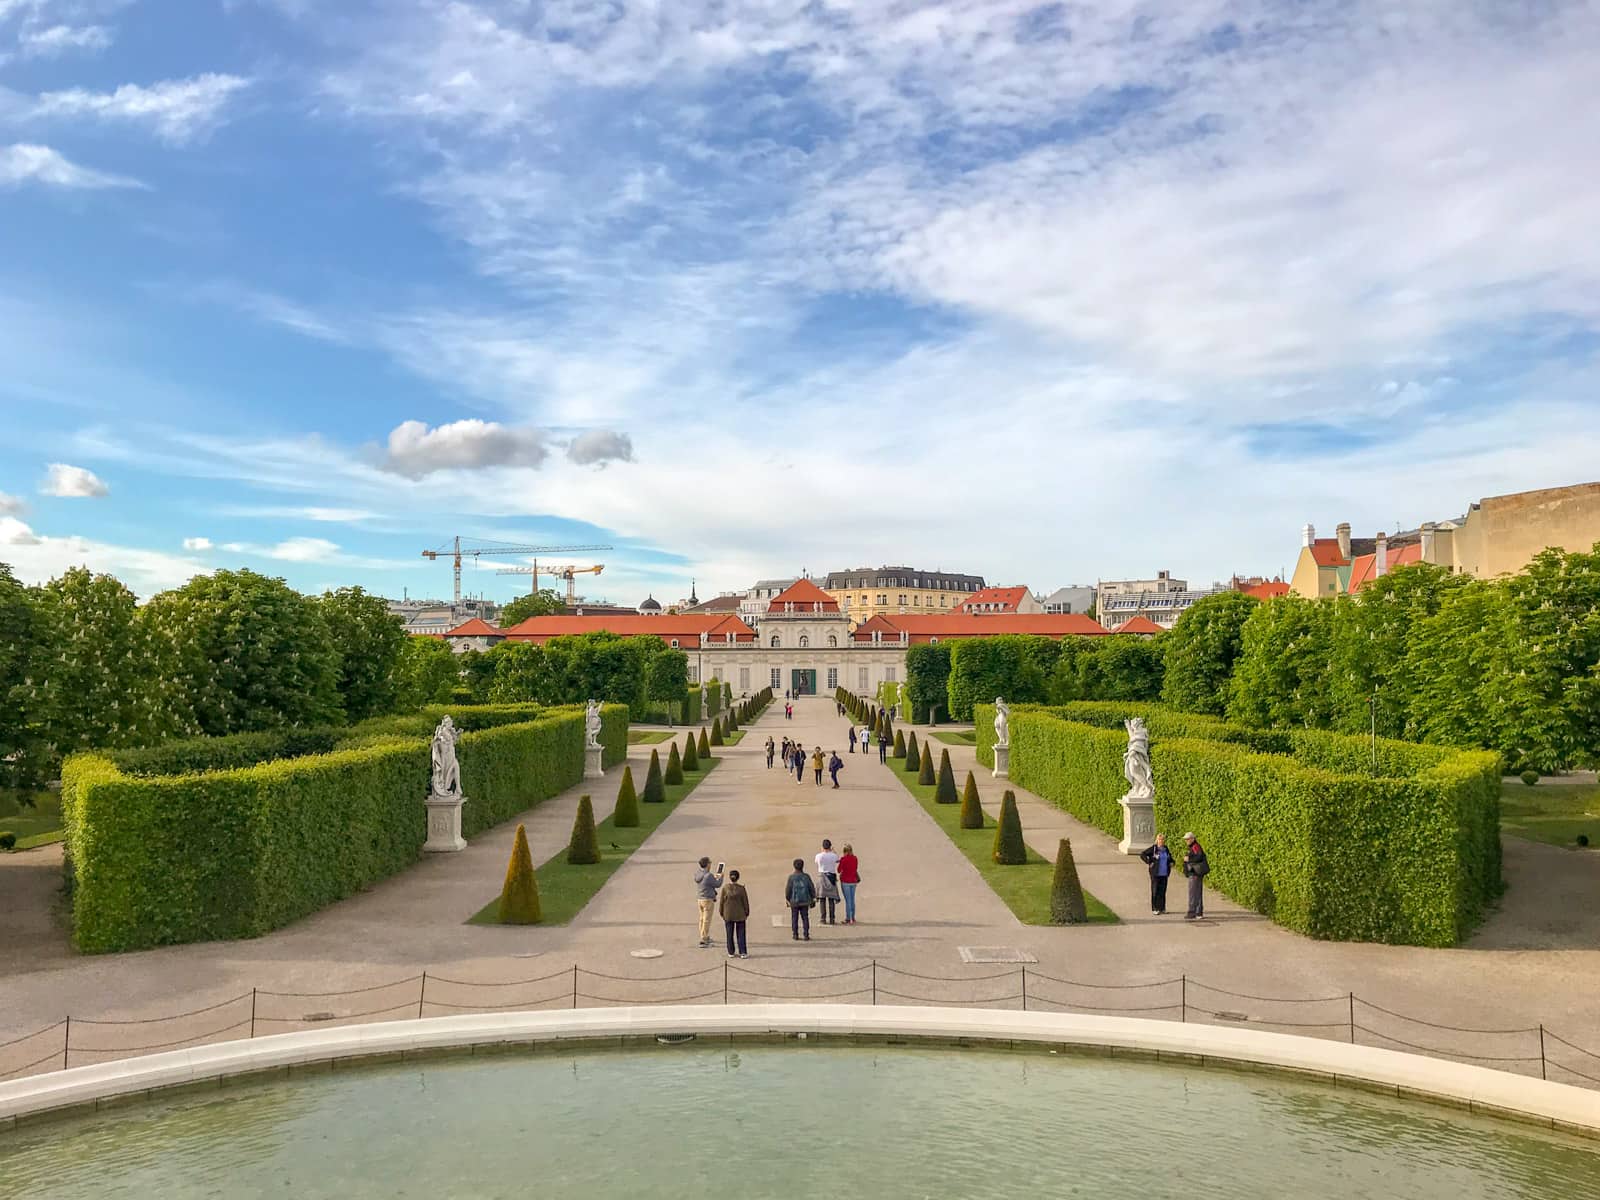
left=33, top=73, right=249, bottom=144
left=1, top=524, right=210, bottom=596
left=181, top=535, right=212, bottom=551
left=0, top=489, right=26, bottom=516
left=380, top=418, right=548, bottom=478
left=40, top=462, right=108, bottom=496
left=19, top=23, right=111, bottom=57
left=566, top=430, right=633, bottom=466
left=0, top=142, right=143, bottom=189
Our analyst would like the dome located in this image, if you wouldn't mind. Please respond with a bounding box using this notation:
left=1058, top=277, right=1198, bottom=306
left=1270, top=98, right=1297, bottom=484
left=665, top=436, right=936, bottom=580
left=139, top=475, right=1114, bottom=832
left=638, top=594, right=662, bottom=613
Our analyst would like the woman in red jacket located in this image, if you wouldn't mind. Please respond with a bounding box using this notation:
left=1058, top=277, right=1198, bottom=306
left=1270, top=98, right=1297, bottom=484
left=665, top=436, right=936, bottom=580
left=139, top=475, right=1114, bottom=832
left=838, top=844, right=860, bottom=924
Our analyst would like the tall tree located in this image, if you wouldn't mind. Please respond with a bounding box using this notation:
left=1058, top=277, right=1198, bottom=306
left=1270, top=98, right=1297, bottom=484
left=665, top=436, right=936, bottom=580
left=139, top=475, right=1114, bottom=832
left=318, top=586, right=406, bottom=720
left=497, top=589, right=567, bottom=627
left=646, top=648, right=690, bottom=717
left=141, top=569, right=342, bottom=735
left=1160, top=591, right=1259, bottom=715
left=0, top=563, right=50, bottom=788
left=1227, top=595, right=1334, bottom=728
left=396, top=636, right=463, bottom=709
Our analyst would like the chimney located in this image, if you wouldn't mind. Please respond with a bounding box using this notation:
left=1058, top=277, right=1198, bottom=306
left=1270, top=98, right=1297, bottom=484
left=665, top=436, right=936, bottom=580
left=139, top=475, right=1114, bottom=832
left=1375, top=532, right=1388, bottom=577
left=1419, top=522, right=1436, bottom=562
left=1336, top=522, right=1351, bottom=560
left=1302, top=523, right=1316, bottom=548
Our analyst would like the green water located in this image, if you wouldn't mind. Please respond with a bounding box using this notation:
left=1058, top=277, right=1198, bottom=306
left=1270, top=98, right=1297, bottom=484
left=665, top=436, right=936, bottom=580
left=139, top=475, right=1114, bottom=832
left=3, top=1045, right=1598, bottom=1198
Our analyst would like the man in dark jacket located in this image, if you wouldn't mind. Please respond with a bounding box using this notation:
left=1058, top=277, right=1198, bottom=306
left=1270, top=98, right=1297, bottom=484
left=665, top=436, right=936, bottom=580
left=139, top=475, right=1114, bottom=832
left=1139, top=833, right=1174, bottom=915
left=720, top=869, right=750, bottom=958
left=1182, top=833, right=1209, bottom=920
left=828, top=751, right=843, bottom=788
left=785, top=858, right=816, bottom=941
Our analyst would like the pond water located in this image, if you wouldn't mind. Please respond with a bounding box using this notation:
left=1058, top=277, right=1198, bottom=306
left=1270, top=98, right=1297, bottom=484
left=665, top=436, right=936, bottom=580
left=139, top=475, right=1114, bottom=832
left=3, top=1045, right=1598, bottom=1199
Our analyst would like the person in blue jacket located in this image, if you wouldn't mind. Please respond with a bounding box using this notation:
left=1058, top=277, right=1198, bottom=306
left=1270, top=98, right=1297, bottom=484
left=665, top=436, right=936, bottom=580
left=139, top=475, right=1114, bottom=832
left=1139, top=833, right=1174, bottom=915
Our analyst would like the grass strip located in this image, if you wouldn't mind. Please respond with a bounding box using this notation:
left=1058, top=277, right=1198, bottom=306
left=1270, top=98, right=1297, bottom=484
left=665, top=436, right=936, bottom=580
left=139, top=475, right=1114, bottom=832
left=888, top=762, right=1117, bottom=925
left=930, top=730, right=977, bottom=746
left=1498, top=782, right=1600, bottom=849
left=469, top=758, right=723, bottom=926
left=627, top=730, right=675, bottom=744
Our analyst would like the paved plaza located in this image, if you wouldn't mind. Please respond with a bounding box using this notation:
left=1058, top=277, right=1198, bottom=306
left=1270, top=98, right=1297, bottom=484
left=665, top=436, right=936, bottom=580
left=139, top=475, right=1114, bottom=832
left=2, top=697, right=1599, bottom=1075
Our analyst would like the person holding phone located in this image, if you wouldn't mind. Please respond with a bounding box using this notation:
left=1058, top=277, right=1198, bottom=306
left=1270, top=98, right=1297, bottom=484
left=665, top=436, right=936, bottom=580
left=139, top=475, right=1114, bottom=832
left=694, top=856, right=723, bottom=947
left=720, top=869, right=750, bottom=958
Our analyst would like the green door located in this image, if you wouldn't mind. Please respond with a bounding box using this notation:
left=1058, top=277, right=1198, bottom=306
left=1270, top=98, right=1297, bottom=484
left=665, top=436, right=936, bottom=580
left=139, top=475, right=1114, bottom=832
left=791, top=669, right=817, bottom=696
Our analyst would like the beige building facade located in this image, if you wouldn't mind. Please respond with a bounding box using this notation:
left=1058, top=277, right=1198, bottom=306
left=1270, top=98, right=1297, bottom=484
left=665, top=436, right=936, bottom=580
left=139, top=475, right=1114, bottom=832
left=822, top=566, right=985, bottom=627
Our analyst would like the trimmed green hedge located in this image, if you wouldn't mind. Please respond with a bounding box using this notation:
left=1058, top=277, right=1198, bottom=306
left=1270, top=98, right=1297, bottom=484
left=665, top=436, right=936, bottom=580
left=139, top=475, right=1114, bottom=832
left=61, top=703, right=628, bottom=952
left=705, top=678, right=723, bottom=715
left=976, top=700, right=1501, bottom=946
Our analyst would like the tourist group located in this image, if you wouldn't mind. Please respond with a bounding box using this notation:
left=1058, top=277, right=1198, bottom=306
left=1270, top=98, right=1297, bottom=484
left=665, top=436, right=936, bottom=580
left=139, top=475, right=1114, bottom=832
left=692, top=839, right=862, bottom=956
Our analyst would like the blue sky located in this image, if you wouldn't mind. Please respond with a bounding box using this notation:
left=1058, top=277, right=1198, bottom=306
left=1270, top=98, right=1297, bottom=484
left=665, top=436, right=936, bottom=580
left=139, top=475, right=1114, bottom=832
left=3, top=0, right=1599, bottom=605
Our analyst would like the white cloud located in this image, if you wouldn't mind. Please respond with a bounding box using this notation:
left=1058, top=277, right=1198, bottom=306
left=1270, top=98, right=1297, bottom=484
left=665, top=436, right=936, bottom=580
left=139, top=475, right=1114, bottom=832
left=1, top=515, right=40, bottom=545
left=33, top=73, right=249, bottom=144
left=40, top=462, right=109, bottom=497
left=380, top=418, right=548, bottom=478
left=264, top=536, right=339, bottom=562
left=0, top=143, right=144, bottom=189
left=566, top=430, right=634, bottom=466
left=181, top=535, right=212, bottom=551
left=0, top=490, right=26, bottom=516
left=0, top=528, right=209, bottom=597
left=20, top=23, right=111, bottom=57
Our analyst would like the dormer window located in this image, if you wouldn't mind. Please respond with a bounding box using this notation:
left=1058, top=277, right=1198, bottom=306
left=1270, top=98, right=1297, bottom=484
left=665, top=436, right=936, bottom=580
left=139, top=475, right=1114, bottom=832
left=671, top=639, right=680, bottom=648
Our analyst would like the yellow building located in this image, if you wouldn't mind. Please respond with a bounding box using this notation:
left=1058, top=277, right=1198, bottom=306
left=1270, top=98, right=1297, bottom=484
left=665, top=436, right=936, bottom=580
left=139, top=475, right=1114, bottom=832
left=1290, top=481, right=1600, bottom=597
left=822, top=566, right=986, bottom=627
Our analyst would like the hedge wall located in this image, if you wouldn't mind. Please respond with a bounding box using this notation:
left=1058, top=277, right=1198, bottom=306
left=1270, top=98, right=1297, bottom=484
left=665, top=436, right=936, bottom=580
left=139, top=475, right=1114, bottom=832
left=976, top=701, right=1501, bottom=946
left=61, top=703, right=627, bottom=952
left=705, top=678, right=723, bottom=715
left=683, top=685, right=703, bottom=725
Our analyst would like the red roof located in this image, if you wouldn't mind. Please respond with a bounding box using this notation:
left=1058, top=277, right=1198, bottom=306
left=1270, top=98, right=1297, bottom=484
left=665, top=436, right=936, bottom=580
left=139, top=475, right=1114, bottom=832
left=443, top=617, right=503, bottom=638
left=960, top=586, right=1030, bottom=612
left=1109, top=616, right=1164, bottom=635
left=1347, top=543, right=1423, bottom=594
left=767, top=578, right=840, bottom=613
left=851, top=613, right=1108, bottom=644
left=504, top=614, right=757, bottom=647
left=1307, top=538, right=1349, bottom=567
left=1242, top=581, right=1290, bottom=601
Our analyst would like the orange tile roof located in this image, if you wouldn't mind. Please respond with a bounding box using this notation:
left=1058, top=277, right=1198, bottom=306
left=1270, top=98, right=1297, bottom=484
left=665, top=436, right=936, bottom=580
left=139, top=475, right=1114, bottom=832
left=768, top=578, right=840, bottom=612
left=1347, top=543, right=1423, bottom=594
left=504, top=614, right=757, bottom=647
left=443, top=617, right=503, bottom=638
left=1109, top=615, right=1165, bottom=635
left=1307, top=538, right=1349, bottom=567
left=1242, top=581, right=1290, bottom=600
left=852, top=613, right=1108, bottom=643
left=960, top=585, right=1030, bottom=612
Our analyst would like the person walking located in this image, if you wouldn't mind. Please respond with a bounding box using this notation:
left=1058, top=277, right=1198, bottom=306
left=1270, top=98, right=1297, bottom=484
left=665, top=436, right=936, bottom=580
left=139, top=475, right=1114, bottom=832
left=795, top=747, right=806, bottom=783
left=828, top=750, right=843, bottom=788
left=811, top=746, right=825, bottom=785
left=838, top=844, right=859, bottom=924
left=1182, top=833, right=1209, bottom=920
left=720, top=869, right=750, bottom=959
left=876, top=729, right=888, bottom=763
left=1139, top=833, right=1174, bottom=915
left=694, top=856, right=723, bottom=947
left=847, top=725, right=857, bottom=753
left=785, top=858, right=816, bottom=940
left=766, top=735, right=776, bottom=769
left=815, top=839, right=840, bottom=924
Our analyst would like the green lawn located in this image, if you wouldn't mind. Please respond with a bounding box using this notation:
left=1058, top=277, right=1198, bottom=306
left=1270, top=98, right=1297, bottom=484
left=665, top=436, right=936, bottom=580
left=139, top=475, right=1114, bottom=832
left=470, top=758, right=723, bottom=926
left=628, top=730, right=675, bottom=744
left=1499, top=781, right=1600, bottom=849
left=0, top=790, right=64, bottom=851
left=887, top=765, right=1116, bottom=924
left=930, top=730, right=977, bottom=746
left=719, top=729, right=747, bottom=746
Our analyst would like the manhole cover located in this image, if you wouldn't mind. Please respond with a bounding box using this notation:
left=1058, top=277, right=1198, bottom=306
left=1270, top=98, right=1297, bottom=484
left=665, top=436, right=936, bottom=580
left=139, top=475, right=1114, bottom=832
left=630, top=948, right=664, bottom=959
left=958, top=946, right=1038, bottom=964
left=303, top=1011, right=337, bottom=1022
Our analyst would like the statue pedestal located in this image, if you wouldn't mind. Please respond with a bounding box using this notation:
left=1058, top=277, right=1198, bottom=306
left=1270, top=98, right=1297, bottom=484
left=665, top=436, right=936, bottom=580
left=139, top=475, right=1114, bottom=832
left=1117, top=792, right=1155, bottom=855
left=424, top=792, right=466, bottom=852
left=584, top=744, right=605, bottom=780
left=992, top=744, right=1010, bottom=780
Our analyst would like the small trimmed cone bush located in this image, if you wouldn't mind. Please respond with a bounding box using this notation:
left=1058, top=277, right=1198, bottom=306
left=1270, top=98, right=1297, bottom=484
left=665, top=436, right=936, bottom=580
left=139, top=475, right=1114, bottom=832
left=893, top=729, right=906, bottom=758
left=934, top=749, right=958, bottom=804
left=882, top=714, right=894, bottom=744
left=697, top=727, right=711, bottom=758
left=1049, top=838, right=1089, bottom=924
left=567, top=794, right=600, bottom=865
left=643, top=749, right=666, bottom=803
left=992, top=790, right=1027, bottom=865
left=905, top=733, right=921, bottom=774
left=918, top=747, right=936, bottom=786
left=959, top=771, right=984, bottom=829
left=682, top=731, right=699, bottom=772
left=710, top=719, right=724, bottom=747
left=728, top=708, right=739, bottom=732
left=613, top=766, right=640, bottom=828
left=497, top=824, right=542, bottom=924
left=665, top=741, right=684, bottom=784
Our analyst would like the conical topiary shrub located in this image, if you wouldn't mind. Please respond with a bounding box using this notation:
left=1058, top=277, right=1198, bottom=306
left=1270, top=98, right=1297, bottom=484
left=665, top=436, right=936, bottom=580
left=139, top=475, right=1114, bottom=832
left=959, top=771, right=984, bottom=829
left=728, top=707, right=739, bottom=732
left=992, top=790, right=1027, bottom=865
left=934, top=749, right=958, bottom=803
left=683, top=731, right=699, bottom=771
left=497, top=823, right=542, bottom=924
left=918, top=746, right=936, bottom=785
left=613, top=765, right=639, bottom=828
left=710, top=718, right=724, bottom=746
left=882, top=714, right=894, bottom=745
left=905, top=733, right=921, bottom=774
left=1050, top=838, right=1088, bottom=924
left=698, top=726, right=711, bottom=758
left=643, top=749, right=666, bottom=803
left=665, top=741, right=684, bottom=784
left=567, top=794, right=600, bottom=864
left=893, top=728, right=906, bottom=758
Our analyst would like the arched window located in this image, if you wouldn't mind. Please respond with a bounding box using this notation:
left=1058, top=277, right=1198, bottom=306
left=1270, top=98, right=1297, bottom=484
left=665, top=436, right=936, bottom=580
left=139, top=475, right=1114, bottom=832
left=799, top=635, right=809, bottom=648
left=930, top=637, right=939, bottom=644
left=670, top=639, right=680, bottom=648
left=770, top=634, right=781, bottom=648
left=828, top=635, right=837, bottom=647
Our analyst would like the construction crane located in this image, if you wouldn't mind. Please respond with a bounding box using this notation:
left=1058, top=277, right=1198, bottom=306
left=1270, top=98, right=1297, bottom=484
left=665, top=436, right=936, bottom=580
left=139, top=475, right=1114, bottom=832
left=497, top=563, right=604, bottom=603
left=420, top=537, right=611, bottom=605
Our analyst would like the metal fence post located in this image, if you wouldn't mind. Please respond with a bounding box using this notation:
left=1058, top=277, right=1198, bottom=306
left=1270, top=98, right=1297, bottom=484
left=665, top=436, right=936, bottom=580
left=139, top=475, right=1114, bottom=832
left=1180, top=975, right=1186, bottom=1023
left=724, top=961, right=729, bottom=1004
left=250, top=988, right=258, bottom=1039
left=1540, top=1025, right=1547, bottom=1081
left=872, top=960, right=877, bottom=1006
left=1348, top=992, right=1355, bottom=1044
left=572, top=964, right=579, bottom=1009
left=418, top=972, right=427, bottom=1020
left=1021, top=966, right=1028, bottom=1012
left=62, top=1015, right=70, bottom=1071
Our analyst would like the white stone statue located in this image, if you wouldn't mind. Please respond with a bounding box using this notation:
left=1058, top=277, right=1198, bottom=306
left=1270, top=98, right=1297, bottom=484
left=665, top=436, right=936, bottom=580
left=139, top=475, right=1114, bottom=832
left=1123, top=717, right=1153, bottom=799
left=430, top=715, right=462, bottom=798
left=993, top=698, right=1010, bottom=748
left=584, top=699, right=603, bottom=750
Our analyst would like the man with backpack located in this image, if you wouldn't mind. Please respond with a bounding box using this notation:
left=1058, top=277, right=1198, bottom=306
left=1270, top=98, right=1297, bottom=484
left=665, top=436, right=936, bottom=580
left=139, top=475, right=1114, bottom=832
left=785, top=858, right=816, bottom=941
